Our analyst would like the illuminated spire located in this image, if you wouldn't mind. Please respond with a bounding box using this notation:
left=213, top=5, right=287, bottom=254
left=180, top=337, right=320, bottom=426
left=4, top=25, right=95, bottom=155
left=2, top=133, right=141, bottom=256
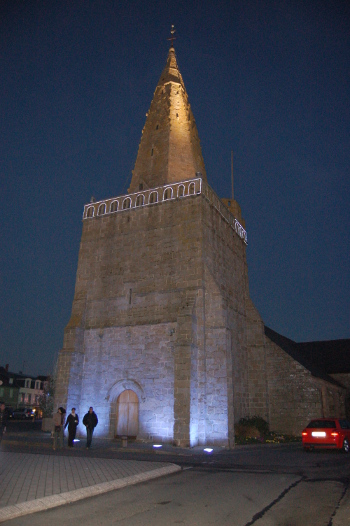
left=128, top=33, right=207, bottom=193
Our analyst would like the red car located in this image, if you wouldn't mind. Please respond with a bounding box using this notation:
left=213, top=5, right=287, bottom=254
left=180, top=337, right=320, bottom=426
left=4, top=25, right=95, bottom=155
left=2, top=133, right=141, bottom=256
left=302, top=418, right=350, bottom=453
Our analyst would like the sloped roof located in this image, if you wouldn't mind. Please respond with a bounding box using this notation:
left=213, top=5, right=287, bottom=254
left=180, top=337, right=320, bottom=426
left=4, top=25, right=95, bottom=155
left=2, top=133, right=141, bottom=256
left=264, top=326, right=348, bottom=387
left=296, top=339, right=350, bottom=375
left=0, top=367, right=47, bottom=384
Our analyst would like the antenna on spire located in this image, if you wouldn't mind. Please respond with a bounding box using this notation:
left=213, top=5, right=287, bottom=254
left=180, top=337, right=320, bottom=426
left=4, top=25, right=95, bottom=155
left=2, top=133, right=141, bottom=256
left=231, top=150, right=234, bottom=201
left=167, top=25, right=176, bottom=47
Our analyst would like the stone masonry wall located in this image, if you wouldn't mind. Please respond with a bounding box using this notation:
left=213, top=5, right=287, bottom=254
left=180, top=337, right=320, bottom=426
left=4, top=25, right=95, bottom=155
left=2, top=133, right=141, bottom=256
left=61, top=195, right=206, bottom=444
left=245, top=298, right=269, bottom=421
left=266, top=338, right=322, bottom=434
left=58, top=191, right=253, bottom=446
left=200, top=198, right=250, bottom=445
left=329, top=374, right=350, bottom=419
left=74, top=199, right=202, bottom=329
left=74, top=324, right=175, bottom=441
left=55, top=327, right=84, bottom=413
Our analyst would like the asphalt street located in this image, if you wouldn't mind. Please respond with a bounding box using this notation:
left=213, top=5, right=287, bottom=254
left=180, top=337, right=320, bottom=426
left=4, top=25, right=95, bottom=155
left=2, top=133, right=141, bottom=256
left=2, top=468, right=349, bottom=526
left=0, top=420, right=349, bottom=525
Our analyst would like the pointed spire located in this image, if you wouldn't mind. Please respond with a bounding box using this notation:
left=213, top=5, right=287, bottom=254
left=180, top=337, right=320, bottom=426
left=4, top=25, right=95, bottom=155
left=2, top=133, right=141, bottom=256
left=128, top=33, right=207, bottom=193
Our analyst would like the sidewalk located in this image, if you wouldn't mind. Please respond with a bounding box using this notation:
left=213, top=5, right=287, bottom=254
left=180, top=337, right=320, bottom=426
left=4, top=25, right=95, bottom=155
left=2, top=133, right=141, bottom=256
left=0, top=428, right=216, bottom=461
left=0, top=431, right=182, bottom=523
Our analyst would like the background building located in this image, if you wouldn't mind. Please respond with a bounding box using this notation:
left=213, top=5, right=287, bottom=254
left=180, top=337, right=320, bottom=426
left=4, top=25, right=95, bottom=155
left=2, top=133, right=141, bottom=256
left=0, top=365, right=46, bottom=416
left=0, top=365, right=20, bottom=409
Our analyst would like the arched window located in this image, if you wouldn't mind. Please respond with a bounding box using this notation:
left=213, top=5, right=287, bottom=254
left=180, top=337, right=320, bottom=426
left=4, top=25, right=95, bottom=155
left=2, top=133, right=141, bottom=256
left=87, top=206, right=94, bottom=218
left=111, top=200, right=119, bottom=212
left=189, top=182, right=196, bottom=195
left=98, top=203, right=106, bottom=215
left=136, top=194, right=144, bottom=207
left=163, top=187, right=173, bottom=200
left=178, top=185, right=185, bottom=197
left=149, top=192, right=158, bottom=204
left=122, top=198, right=131, bottom=210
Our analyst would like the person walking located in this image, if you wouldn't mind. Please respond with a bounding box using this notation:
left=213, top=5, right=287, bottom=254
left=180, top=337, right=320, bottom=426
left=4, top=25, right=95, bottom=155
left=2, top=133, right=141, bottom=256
left=83, top=406, right=98, bottom=449
left=0, top=402, right=8, bottom=443
left=64, top=407, right=79, bottom=447
left=52, top=407, right=65, bottom=450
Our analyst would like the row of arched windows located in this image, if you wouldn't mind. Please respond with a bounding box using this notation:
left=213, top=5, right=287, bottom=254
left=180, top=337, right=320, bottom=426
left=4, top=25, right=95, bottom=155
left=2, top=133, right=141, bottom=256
left=85, top=181, right=198, bottom=219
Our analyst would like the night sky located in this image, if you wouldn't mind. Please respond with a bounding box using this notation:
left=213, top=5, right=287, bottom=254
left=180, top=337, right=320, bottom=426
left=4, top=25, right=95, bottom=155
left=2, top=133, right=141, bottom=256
left=1, top=1, right=349, bottom=376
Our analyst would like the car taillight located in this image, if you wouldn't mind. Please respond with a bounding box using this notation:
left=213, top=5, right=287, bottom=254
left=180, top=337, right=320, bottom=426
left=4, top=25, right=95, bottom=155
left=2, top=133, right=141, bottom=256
left=331, top=432, right=339, bottom=437
left=302, top=432, right=307, bottom=436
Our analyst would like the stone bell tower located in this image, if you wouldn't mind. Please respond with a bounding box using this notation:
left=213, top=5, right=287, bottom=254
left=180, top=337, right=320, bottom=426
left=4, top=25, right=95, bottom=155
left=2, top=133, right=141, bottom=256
left=55, top=36, right=267, bottom=448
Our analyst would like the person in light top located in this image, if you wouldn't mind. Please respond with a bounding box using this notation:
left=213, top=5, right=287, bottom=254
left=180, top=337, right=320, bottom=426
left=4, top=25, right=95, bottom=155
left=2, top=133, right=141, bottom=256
left=52, top=407, right=65, bottom=450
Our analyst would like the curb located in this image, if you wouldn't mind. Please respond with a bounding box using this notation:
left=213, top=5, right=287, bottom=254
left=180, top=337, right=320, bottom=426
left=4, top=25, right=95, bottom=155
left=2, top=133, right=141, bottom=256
left=0, top=464, right=181, bottom=523
left=1, top=440, right=194, bottom=456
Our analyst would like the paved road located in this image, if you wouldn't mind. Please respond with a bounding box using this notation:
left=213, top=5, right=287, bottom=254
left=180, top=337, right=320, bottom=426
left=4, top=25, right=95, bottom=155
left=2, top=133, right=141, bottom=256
left=0, top=421, right=349, bottom=524
left=3, top=468, right=349, bottom=526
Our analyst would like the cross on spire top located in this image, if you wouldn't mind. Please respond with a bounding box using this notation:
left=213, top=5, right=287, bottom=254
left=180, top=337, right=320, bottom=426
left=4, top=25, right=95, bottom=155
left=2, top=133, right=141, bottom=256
left=167, top=25, right=176, bottom=48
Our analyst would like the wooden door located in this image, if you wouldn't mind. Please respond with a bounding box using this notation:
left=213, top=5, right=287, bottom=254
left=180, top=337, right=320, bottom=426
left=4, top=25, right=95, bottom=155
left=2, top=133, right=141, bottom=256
left=116, top=390, right=139, bottom=437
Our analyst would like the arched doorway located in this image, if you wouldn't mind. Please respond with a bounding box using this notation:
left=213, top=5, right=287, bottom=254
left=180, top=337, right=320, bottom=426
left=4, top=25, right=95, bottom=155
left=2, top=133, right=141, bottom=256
left=115, top=390, right=139, bottom=438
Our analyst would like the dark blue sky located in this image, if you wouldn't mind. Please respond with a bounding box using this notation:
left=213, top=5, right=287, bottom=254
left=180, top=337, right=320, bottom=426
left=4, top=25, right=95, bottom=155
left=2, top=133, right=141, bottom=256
left=1, top=1, right=349, bottom=376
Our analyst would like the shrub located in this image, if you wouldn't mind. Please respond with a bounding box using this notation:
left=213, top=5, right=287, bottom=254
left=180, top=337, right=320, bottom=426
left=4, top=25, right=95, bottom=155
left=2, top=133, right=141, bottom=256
left=238, top=416, right=269, bottom=436
left=235, top=424, right=260, bottom=438
left=38, top=362, right=57, bottom=418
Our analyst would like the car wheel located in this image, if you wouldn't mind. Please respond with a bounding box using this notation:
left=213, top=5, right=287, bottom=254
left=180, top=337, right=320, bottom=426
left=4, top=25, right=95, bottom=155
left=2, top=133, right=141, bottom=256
left=342, top=438, right=349, bottom=454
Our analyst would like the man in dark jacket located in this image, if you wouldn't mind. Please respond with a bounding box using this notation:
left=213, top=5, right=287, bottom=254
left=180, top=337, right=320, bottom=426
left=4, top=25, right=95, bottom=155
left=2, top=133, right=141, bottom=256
left=64, top=407, right=79, bottom=447
left=0, top=402, right=8, bottom=443
left=83, top=407, right=98, bottom=449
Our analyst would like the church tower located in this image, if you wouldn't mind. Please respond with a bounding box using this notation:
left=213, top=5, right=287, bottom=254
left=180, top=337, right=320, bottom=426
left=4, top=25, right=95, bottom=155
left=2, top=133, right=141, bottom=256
left=55, top=37, right=268, bottom=447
